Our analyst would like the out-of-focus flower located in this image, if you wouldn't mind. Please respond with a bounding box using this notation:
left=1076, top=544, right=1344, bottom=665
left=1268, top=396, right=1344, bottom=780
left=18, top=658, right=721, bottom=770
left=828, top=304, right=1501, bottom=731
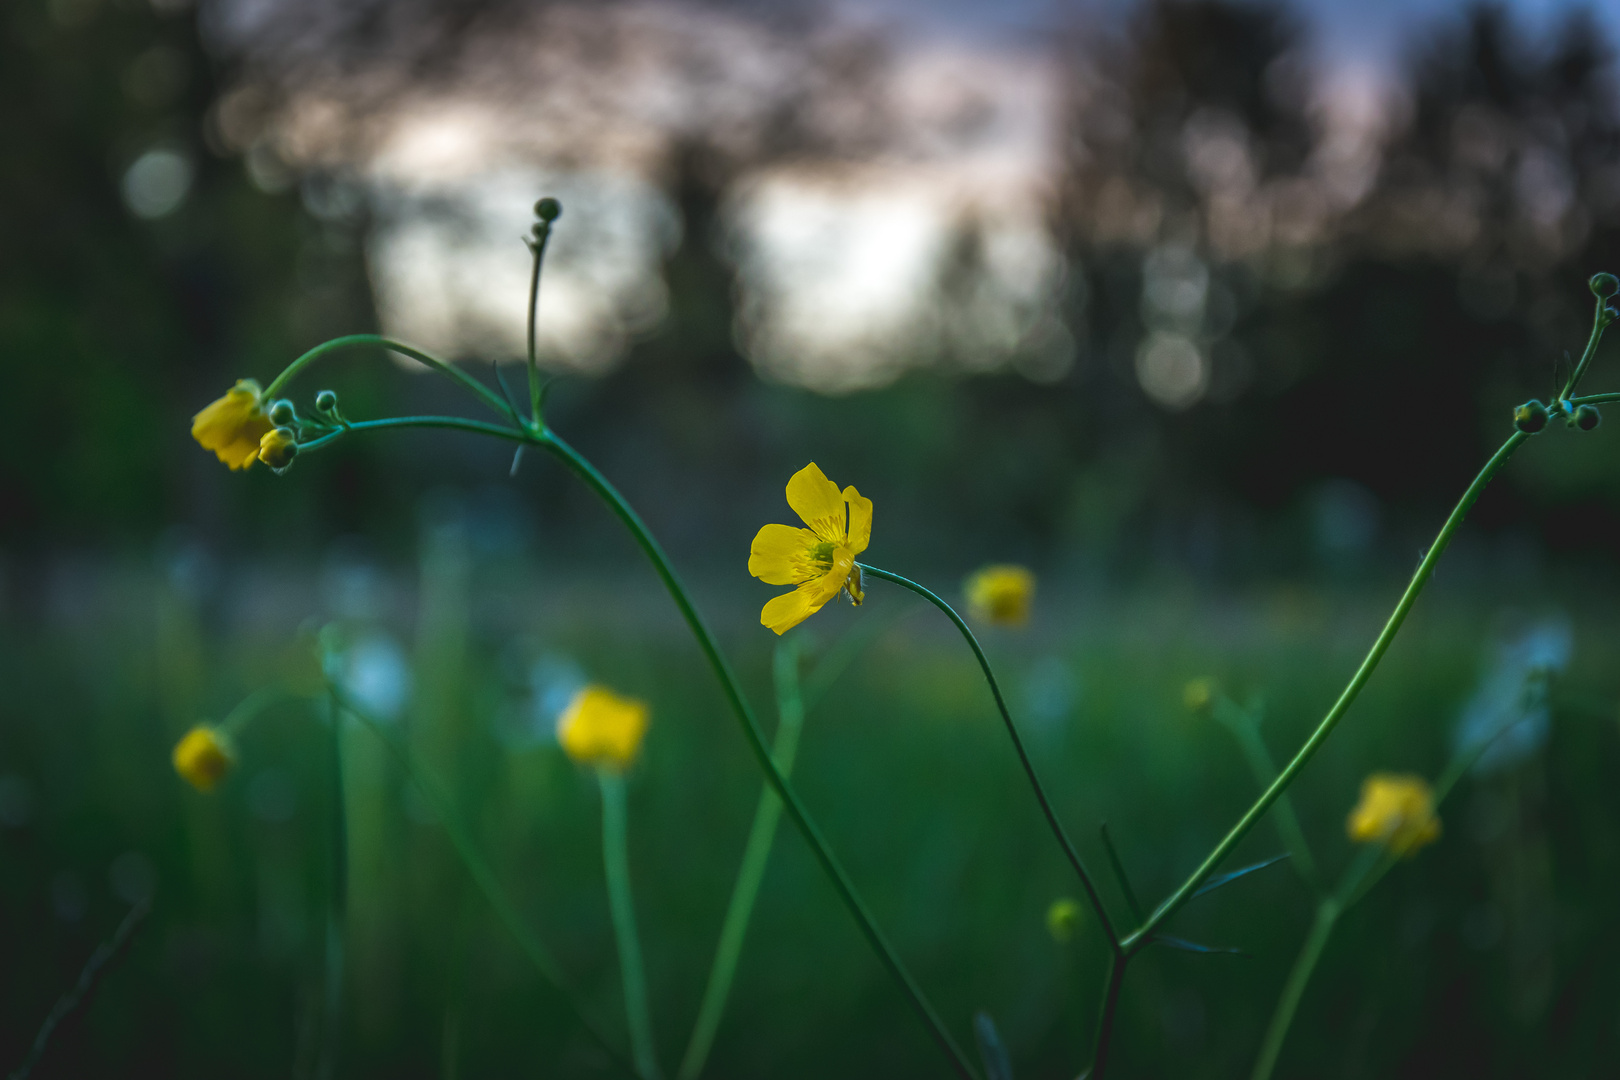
left=557, top=685, right=650, bottom=770
left=191, top=380, right=272, bottom=470
left=1346, top=773, right=1440, bottom=857
left=1182, top=677, right=1216, bottom=715
left=964, top=564, right=1035, bottom=626
left=257, top=427, right=298, bottom=470
left=173, top=725, right=235, bottom=792
left=748, top=463, right=872, bottom=635
left=1046, top=897, right=1083, bottom=942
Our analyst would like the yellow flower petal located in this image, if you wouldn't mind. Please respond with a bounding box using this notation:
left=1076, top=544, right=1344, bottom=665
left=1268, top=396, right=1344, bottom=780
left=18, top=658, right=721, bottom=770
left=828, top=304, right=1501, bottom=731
left=191, top=380, right=272, bottom=471
left=1346, top=773, right=1441, bottom=858
left=786, top=462, right=847, bottom=544
left=748, top=523, right=816, bottom=585
left=761, top=587, right=824, bottom=635
left=843, top=486, right=872, bottom=555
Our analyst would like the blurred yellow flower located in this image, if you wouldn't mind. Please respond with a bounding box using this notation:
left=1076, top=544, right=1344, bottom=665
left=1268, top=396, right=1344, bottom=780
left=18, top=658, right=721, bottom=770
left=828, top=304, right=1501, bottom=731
left=257, top=427, right=298, bottom=470
left=1182, top=677, right=1216, bottom=714
left=558, top=685, right=650, bottom=770
left=1046, top=897, right=1082, bottom=942
left=192, top=380, right=272, bottom=470
left=1346, top=773, right=1441, bottom=857
left=964, top=564, right=1034, bottom=626
left=172, top=725, right=235, bottom=792
left=748, top=463, right=872, bottom=635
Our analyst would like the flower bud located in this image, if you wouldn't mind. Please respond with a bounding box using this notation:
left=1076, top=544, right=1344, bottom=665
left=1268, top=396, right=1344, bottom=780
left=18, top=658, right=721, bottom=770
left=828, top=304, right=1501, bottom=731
left=534, top=197, right=562, bottom=223
left=315, top=389, right=338, bottom=412
left=1046, top=897, right=1082, bottom=943
left=1590, top=272, right=1620, bottom=300
left=268, top=399, right=296, bottom=426
left=173, top=725, right=234, bottom=792
left=1182, top=677, right=1216, bottom=715
left=1575, top=404, right=1602, bottom=431
left=1513, top=399, right=1549, bottom=433
left=258, top=426, right=299, bottom=469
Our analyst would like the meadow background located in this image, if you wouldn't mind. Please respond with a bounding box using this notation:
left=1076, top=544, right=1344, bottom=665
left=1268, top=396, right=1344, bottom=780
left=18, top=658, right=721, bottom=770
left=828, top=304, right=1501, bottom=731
left=5, top=0, right=1620, bottom=1076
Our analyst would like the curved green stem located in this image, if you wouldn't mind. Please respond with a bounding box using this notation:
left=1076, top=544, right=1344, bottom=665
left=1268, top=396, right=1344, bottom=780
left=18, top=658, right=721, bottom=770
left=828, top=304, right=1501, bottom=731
left=318, top=690, right=347, bottom=1080
left=678, top=640, right=807, bottom=1080
left=526, top=228, right=550, bottom=423
left=1090, top=952, right=1128, bottom=1078
left=536, top=433, right=978, bottom=1080
left=1124, top=431, right=1529, bottom=952
left=1558, top=299, right=1613, bottom=401
left=328, top=684, right=637, bottom=1077
left=600, top=771, right=661, bottom=1080
left=262, top=334, right=520, bottom=425
left=858, top=564, right=1118, bottom=949
left=1211, top=699, right=1319, bottom=892
left=297, top=416, right=531, bottom=455
left=1568, top=391, right=1620, bottom=406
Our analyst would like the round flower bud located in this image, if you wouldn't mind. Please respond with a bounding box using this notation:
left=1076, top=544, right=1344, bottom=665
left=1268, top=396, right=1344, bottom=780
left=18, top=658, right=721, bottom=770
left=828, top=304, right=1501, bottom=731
left=1182, top=677, right=1216, bottom=715
left=1046, top=897, right=1083, bottom=943
left=268, top=399, right=296, bottom=426
left=315, top=389, right=338, bottom=412
left=1513, top=399, right=1549, bottom=433
left=1590, top=272, right=1620, bottom=300
left=173, top=725, right=235, bottom=792
left=258, top=426, right=299, bottom=469
left=1575, top=404, right=1602, bottom=431
left=534, top=197, right=562, bottom=222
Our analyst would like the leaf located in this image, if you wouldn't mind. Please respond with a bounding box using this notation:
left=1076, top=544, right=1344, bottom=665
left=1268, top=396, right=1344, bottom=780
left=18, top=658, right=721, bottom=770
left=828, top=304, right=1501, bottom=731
left=1191, top=854, right=1289, bottom=899
left=1098, top=823, right=1144, bottom=923
left=1153, top=934, right=1246, bottom=956
left=973, top=1011, right=1014, bottom=1080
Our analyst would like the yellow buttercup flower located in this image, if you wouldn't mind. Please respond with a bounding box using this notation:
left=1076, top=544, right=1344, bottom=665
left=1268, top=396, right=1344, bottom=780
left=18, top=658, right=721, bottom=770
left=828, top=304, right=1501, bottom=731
left=557, top=685, right=650, bottom=771
left=1346, top=773, right=1441, bottom=857
left=172, top=725, right=235, bottom=792
left=964, top=564, right=1035, bottom=626
left=748, top=463, right=873, bottom=635
left=192, top=379, right=273, bottom=470
left=258, top=427, right=298, bottom=470
left=1046, top=897, right=1082, bottom=942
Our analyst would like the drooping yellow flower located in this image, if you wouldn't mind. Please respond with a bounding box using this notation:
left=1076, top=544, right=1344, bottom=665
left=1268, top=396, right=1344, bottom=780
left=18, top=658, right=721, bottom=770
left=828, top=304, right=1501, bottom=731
left=1346, top=773, right=1441, bottom=857
left=748, top=463, right=873, bottom=635
left=172, top=725, right=235, bottom=792
left=192, top=380, right=273, bottom=470
left=258, top=427, right=298, bottom=470
left=1046, top=897, right=1082, bottom=942
left=964, top=564, right=1035, bottom=626
left=557, top=685, right=650, bottom=771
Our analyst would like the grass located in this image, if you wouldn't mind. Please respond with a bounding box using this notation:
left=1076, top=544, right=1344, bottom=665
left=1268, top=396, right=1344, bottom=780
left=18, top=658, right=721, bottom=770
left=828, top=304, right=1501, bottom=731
left=2, top=555, right=1619, bottom=1078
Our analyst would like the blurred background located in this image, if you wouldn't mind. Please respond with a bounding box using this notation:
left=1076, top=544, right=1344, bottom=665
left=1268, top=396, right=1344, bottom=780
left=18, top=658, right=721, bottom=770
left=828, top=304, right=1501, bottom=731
left=4, top=0, right=1620, bottom=1075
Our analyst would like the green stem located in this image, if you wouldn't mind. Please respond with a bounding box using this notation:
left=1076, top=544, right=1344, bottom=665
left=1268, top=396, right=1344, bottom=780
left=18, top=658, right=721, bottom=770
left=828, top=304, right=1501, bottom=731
left=298, top=416, right=530, bottom=455
left=214, top=685, right=291, bottom=740
left=1124, top=431, right=1528, bottom=952
left=678, top=640, right=808, bottom=1080
left=526, top=228, right=550, bottom=423
left=600, top=771, right=661, bottom=1080
left=536, top=433, right=978, bottom=1080
left=858, top=563, right=1118, bottom=948
left=1212, top=700, right=1319, bottom=891
left=328, top=684, right=637, bottom=1077
left=1090, top=952, right=1128, bottom=1079
left=262, top=334, right=519, bottom=424
left=318, top=691, right=347, bottom=1080
left=1567, top=391, right=1620, bottom=406
left=1558, top=299, right=1612, bottom=400
left=1248, top=898, right=1339, bottom=1080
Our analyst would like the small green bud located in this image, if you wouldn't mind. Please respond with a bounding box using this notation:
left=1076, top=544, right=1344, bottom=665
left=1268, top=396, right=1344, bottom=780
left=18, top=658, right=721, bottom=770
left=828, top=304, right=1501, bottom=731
left=534, top=197, right=562, bottom=223
left=1513, top=399, right=1549, bottom=433
left=1575, top=404, right=1602, bottom=431
left=314, top=389, right=338, bottom=412
left=268, top=399, right=296, bottom=426
left=1590, top=272, right=1620, bottom=300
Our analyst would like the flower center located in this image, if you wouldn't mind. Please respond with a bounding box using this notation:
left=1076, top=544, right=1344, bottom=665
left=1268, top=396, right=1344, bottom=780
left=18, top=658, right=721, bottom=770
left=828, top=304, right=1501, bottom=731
left=807, top=541, right=837, bottom=572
